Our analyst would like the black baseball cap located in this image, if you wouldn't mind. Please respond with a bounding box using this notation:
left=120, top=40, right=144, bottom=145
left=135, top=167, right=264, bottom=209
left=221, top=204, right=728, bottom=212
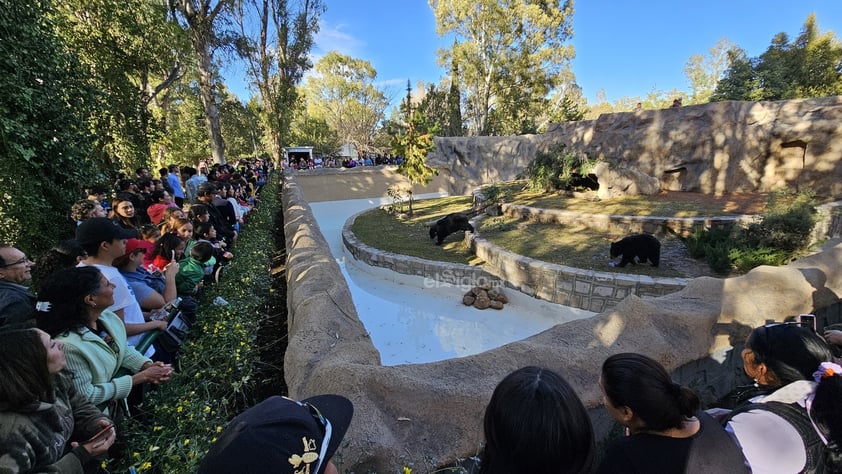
left=75, top=218, right=138, bottom=246
left=198, top=395, right=353, bottom=474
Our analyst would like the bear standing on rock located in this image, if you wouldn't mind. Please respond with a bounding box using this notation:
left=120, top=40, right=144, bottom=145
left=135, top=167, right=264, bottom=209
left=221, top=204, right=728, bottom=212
left=429, top=213, right=475, bottom=245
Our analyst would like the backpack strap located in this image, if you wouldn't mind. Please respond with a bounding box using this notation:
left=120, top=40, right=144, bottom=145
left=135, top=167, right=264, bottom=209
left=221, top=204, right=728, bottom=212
left=726, top=401, right=825, bottom=474
left=685, top=410, right=749, bottom=474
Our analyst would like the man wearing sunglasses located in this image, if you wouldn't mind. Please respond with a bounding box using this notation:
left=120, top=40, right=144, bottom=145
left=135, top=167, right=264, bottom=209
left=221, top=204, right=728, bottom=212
left=199, top=394, right=353, bottom=474
left=0, top=246, right=36, bottom=328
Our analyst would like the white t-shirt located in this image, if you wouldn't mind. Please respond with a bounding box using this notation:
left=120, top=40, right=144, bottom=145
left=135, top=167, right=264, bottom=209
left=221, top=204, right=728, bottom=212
left=79, top=263, right=155, bottom=358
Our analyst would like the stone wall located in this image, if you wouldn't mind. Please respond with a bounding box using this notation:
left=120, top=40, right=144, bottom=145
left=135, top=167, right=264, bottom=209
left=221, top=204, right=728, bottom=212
left=501, top=203, right=755, bottom=237
left=469, top=225, right=687, bottom=313
left=283, top=173, right=842, bottom=473
left=428, top=96, right=842, bottom=198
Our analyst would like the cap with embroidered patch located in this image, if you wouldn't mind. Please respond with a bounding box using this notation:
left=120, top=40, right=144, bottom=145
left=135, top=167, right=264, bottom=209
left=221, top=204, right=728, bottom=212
left=198, top=395, right=353, bottom=474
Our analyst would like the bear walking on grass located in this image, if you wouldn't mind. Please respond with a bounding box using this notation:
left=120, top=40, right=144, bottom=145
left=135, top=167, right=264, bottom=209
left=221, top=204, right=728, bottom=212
left=610, top=234, right=661, bottom=267
left=429, top=213, right=475, bottom=245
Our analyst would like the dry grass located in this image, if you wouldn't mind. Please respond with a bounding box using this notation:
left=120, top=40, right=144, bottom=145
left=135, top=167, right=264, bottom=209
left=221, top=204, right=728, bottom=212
left=477, top=216, right=691, bottom=277
left=350, top=196, right=481, bottom=265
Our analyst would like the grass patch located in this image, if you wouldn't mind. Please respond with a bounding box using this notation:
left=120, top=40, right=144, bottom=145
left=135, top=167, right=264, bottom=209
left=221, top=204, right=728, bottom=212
left=511, top=192, right=750, bottom=217
left=351, top=196, right=482, bottom=265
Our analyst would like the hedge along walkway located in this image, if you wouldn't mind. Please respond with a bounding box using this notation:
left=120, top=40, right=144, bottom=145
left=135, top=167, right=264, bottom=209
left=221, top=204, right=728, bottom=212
left=114, top=178, right=283, bottom=474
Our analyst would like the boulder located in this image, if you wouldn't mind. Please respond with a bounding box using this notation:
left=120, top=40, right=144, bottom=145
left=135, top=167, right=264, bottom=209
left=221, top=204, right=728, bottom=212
left=593, top=162, right=660, bottom=199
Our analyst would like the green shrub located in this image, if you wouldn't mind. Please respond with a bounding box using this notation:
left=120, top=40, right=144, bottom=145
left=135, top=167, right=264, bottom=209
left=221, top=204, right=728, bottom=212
left=683, top=191, right=817, bottom=274
left=730, top=247, right=790, bottom=272
left=738, top=191, right=816, bottom=253
left=522, top=144, right=596, bottom=192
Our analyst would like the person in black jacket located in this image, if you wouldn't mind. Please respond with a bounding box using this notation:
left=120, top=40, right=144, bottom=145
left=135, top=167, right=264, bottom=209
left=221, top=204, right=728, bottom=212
left=196, top=182, right=236, bottom=246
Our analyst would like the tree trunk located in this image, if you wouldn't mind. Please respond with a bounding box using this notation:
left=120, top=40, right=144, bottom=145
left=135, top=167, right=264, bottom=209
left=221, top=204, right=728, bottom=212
left=194, top=36, right=226, bottom=164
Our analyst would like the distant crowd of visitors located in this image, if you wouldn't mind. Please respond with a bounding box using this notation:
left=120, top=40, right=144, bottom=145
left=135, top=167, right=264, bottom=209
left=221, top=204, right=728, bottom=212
left=287, top=153, right=404, bottom=171
left=1, top=153, right=841, bottom=473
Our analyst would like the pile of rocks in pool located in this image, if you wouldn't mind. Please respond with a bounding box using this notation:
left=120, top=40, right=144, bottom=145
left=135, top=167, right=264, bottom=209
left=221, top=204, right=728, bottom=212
left=462, top=283, right=508, bottom=310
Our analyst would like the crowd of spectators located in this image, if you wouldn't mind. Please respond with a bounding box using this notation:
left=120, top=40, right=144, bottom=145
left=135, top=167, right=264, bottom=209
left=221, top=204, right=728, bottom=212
left=287, top=153, right=404, bottom=171
left=1, top=154, right=841, bottom=473
left=0, top=158, right=269, bottom=472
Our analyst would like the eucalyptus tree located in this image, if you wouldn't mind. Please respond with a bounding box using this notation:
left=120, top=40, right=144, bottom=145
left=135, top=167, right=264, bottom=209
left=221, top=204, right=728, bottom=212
left=303, top=51, right=390, bottom=156
left=684, top=38, right=735, bottom=104
left=235, top=0, right=324, bottom=165
left=168, top=0, right=239, bottom=164
left=429, top=0, right=575, bottom=136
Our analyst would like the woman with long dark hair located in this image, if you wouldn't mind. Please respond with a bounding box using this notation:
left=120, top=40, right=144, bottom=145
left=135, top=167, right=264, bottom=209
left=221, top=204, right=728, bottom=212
left=726, top=324, right=842, bottom=473
left=597, top=353, right=746, bottom=473
left=109, top=196, right=142, bottom=230
left=36, top=266, right=172, bottom=414
left=481, top=366, right=594, bottom=474
left=0, top=328, right=115, bottom=473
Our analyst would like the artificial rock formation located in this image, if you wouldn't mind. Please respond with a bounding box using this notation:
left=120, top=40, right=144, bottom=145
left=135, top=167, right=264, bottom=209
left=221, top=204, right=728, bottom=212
left=428, top=96, right=842, bottom=198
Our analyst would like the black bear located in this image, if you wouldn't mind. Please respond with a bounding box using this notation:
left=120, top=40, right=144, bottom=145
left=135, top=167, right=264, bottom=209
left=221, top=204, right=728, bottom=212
left=610, top=234, right=661, bottom=267
left=429, top=213, right=475, bottom=245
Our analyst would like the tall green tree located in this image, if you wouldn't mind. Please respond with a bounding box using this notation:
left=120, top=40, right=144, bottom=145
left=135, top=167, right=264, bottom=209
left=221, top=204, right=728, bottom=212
left=303, top=51, right=389, bottom=156
left=684, top=38, right=735, bottom=104
left=0, top=0, right=106, bottom=252
left=430, top=0, right=575, bottom=136
left=235, top=0, right=324, bottom=165
left=393, top=92, right=438, bottom=215
left=168, top=0, right=238, bottom=164
left=713, top=14, right=842, bottom=101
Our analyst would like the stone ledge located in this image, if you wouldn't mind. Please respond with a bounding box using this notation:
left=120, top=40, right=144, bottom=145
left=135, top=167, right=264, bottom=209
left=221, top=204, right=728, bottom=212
left=501, top=203, right=756, bottom=237
left=468, top=215, right=689, bottom=312
left=342, top=210, right=500, bottom=289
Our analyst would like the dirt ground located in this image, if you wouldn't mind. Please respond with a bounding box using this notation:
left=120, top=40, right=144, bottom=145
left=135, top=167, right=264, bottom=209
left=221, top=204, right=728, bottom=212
left=647, top=191, right=768, bottom=214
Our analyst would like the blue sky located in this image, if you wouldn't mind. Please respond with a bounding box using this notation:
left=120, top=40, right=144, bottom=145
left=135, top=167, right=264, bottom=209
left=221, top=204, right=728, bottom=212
left=222, top=1, right=842, bottom=106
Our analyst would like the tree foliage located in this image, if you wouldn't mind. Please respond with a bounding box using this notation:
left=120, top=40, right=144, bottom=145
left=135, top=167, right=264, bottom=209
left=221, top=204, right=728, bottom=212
left=303, top=51, right=390, bottom=155
left=712, top=14, right=842, bottom=101
left=235, top=0, right=324, bottom=165
left=430, top=0, right=575, bottom=136
left=0, top=0, right=106, bottom=252
left=168, top=0, right=239, bottom=164
left=51, top=0, right=188, bottom=172
left=684, top=38, right=735, bottom=104
left=392, top=98, right=438, bottom=215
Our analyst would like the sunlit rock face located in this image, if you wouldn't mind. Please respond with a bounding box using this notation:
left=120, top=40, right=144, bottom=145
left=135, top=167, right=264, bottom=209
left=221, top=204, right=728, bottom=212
left=429, top=96, right=842, bottom=199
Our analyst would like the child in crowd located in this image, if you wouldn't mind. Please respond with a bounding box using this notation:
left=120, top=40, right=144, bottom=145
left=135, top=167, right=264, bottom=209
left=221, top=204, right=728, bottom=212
left=194, top=222, right=233, bottom=263
left=138, top=224, right=160, bottom=270
left=176, top=242, right=214, bottom=297
left=188, top=203, right=211, bottom=226
left=173, top=217, right=194, bottom=242
left=149, top=233, right=185, bottom=272
left=158, top=207, right=186, bottom=234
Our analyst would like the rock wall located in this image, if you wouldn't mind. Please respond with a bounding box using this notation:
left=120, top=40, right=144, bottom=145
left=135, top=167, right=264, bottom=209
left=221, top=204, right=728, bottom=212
left=429, top=96, right=842, bottom=198
left=283, top=174, right=842, bottom=473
